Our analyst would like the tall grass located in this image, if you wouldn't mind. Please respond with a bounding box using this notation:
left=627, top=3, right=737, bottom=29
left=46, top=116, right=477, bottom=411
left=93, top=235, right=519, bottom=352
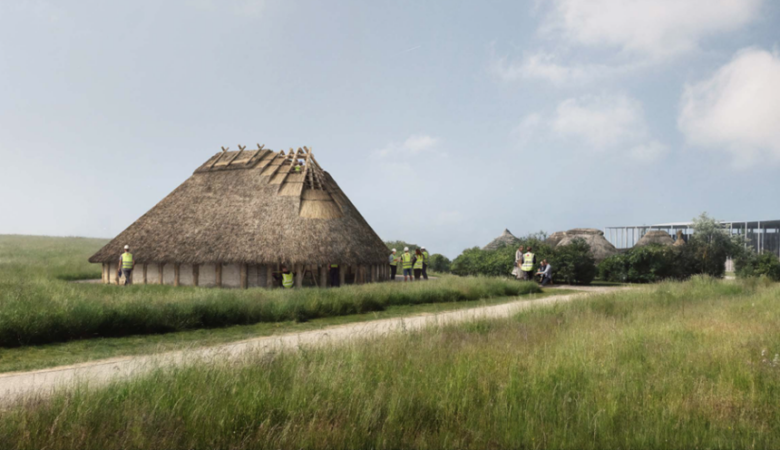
left=0, top=235, right=540, bottom=347
left=3, top=277, right=779, bottom=449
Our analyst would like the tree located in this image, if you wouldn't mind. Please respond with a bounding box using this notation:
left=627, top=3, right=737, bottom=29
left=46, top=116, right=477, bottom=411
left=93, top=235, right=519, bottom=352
left=681, top=213, right=745, bottom=278
left=384, top=241, right=418, bottom=253
left=428, top=254, right=452, bottom=273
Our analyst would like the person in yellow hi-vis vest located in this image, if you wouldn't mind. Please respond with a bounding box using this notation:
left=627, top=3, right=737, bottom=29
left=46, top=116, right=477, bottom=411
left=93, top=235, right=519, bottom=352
left=421, top=246, right=430, bottom=280
left=401, top=247, right=413, bottom=282
left=389, top=248, right=399, bottom=280
left=281, top=266, right=294, bottom=289
left=413, top=248, right=424, bottom=281
left=520, top=247, right=536, bottom=281
left=118, top=244, right=135, bottom=286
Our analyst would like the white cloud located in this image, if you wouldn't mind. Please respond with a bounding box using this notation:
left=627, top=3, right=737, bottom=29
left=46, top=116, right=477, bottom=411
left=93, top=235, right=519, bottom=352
left=492, top=0, right=763, bottom=85
left=543, top=0, right=762, bottom=58
left=375, top=134, right=442, bottom=157
left=490, top=51, right=642, bottom=85
left=516, top=93, right=667, bottom=162
left=678, top=48, right=780, bottom=166
left=552, top=94, right=646, bottom=149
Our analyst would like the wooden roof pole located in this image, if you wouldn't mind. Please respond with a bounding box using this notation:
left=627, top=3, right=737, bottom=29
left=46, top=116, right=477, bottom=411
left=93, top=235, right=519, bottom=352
left=208, top=146, right=229, bottom=169
left=225, top=145, right=246, bottom=167
left=303, top=147, right=314, bottom=188
left=246, top=144, right=265, bottom=166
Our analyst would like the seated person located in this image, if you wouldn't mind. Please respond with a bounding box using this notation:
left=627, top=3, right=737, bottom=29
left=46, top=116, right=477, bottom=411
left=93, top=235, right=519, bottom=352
left=536, top=259, right=553, bottom=286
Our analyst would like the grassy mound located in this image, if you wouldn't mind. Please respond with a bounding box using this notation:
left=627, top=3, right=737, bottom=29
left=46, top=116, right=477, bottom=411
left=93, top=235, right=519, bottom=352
left=3, top=278, right=779, bottom=449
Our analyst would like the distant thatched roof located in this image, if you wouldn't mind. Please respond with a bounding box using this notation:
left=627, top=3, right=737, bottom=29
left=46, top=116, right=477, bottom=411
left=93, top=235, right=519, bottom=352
left=635, top=230, right=674, bottom=247
left=546, top=231, right=567, bottom=248
left=483, top=229, right=521, bottom=251
left=549, top=228, right=618, bottom=262
left=673, top=230, right=686, bottom=247
left=90, top=146, right=388, bottom=266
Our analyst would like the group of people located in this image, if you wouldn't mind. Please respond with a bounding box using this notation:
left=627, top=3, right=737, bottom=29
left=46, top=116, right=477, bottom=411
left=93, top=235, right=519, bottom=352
left=513, top=245, right=553, bottom=286
left=388, top=247, right=429, bottom=281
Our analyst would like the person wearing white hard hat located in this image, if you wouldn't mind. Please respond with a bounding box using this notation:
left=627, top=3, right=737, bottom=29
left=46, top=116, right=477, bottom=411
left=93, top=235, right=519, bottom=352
left=388, top=248, right=399, bottom=280
left=401, top=247, right=413, bottom=281
left=118, top=244, right=135, bottom=286
left=421, top=246, right=430, bottom=280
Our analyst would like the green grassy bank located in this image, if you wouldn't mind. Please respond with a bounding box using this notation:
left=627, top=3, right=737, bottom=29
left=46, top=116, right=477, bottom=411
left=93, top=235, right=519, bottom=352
left=2, top=277, right=778, bottom=449
left=0, top=235, right=540, bottom=348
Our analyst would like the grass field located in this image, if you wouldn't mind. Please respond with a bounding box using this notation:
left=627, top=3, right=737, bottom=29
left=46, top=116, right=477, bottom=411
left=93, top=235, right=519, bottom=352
left=2, top=276, right=778, bottom=448
left=0, top=235, right=542, bottom=351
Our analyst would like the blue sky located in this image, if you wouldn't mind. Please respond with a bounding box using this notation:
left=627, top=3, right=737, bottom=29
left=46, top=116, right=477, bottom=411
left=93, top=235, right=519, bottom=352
left=1, top=0, right=779, bottom=258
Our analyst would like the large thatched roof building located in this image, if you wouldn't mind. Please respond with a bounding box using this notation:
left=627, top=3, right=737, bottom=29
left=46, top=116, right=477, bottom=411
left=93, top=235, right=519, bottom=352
left=90, top=145, right=389, bottom=288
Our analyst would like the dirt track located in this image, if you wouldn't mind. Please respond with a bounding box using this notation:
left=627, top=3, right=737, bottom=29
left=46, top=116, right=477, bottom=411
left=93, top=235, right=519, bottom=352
left=0, top=286, right=625, bottom=405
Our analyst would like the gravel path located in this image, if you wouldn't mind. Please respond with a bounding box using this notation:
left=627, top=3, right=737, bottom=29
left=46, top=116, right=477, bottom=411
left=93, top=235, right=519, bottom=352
left=0, top=286, right=625, bottom=405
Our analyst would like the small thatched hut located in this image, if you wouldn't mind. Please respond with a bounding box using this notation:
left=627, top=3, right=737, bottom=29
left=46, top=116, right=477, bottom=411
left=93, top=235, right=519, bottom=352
left=635, top=230, right=674, bottom=247
left=549, top=228, right=618, bottom=262
left=483, top=229, right=521, bottom=251
left=89, top=145, right=389, bottom=288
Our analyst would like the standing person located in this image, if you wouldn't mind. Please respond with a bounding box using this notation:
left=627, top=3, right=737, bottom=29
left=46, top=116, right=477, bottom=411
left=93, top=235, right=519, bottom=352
left=514, top=245, right=524, bottom=280
left=281, top=265, right=294, bottom=289
left=330, top=263, right=340, bottom=287
left=401, top=247, right=413, bottom=282
left=413, top=248, right=424, bottom=281
left=389, top=249, right=398, bottom=280
left=421, top=246, right=430, bottom=280
left=536, top=259, right=553, bottom=286
left=520, top=247, right=536, bottom=281
left=117, top=245, right=134, bottom=286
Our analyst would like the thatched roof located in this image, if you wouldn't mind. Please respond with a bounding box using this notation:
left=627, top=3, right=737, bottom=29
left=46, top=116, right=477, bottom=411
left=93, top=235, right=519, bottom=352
left=549, top=228, right=618, bottom=262
left=90, top=146, right=388, bottom=266
left=673, top=230, right=686, bottom=247
left=482, top=229, right=521, bottom=251
left=635, top=230, right=674, bottom=247
left=546, top=231, right=567, bottom=248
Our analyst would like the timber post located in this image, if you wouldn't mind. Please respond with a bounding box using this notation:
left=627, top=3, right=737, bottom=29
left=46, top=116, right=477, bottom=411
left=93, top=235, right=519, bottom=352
left=295, top=264, right=303, bottom=288
left=193, top=264, right=199, bottom=287
left=216, top=264, right=222, bottom=287
left=266, top=265, right=274, bottom=288
left=158, top=263, right=164, bottom=285
left=142, top=264, right=148, bottom=285
left=240, top=264, right=248, bottom=289
left=174, top=263, right=180, bottom=287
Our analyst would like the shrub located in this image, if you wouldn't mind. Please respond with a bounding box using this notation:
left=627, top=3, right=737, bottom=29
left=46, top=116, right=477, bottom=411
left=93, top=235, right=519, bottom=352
left=552, top=237, right=596, bottom=285
left=428, top=253, right=451, bottom=273
left=735, top=252, right=780, bottom=281
left=450, top=236, right=597, bottom=285
left=450, top=240, right=553, bottom=278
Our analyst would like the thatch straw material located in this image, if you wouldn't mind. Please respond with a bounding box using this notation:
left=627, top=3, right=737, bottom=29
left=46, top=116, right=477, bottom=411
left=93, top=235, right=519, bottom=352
left=635, top=230, right=674, bottom=247
left=90, top=147, right=387, bottom=266
left=673, top=230, right=686, bottom=247
left=549, top=228, right=618, bottom=262
left=482, top=229, right=521, bottom=251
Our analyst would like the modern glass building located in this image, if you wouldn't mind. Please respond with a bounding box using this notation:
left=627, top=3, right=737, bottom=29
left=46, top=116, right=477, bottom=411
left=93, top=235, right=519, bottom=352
left=604, top=220, right=780, bottom=255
